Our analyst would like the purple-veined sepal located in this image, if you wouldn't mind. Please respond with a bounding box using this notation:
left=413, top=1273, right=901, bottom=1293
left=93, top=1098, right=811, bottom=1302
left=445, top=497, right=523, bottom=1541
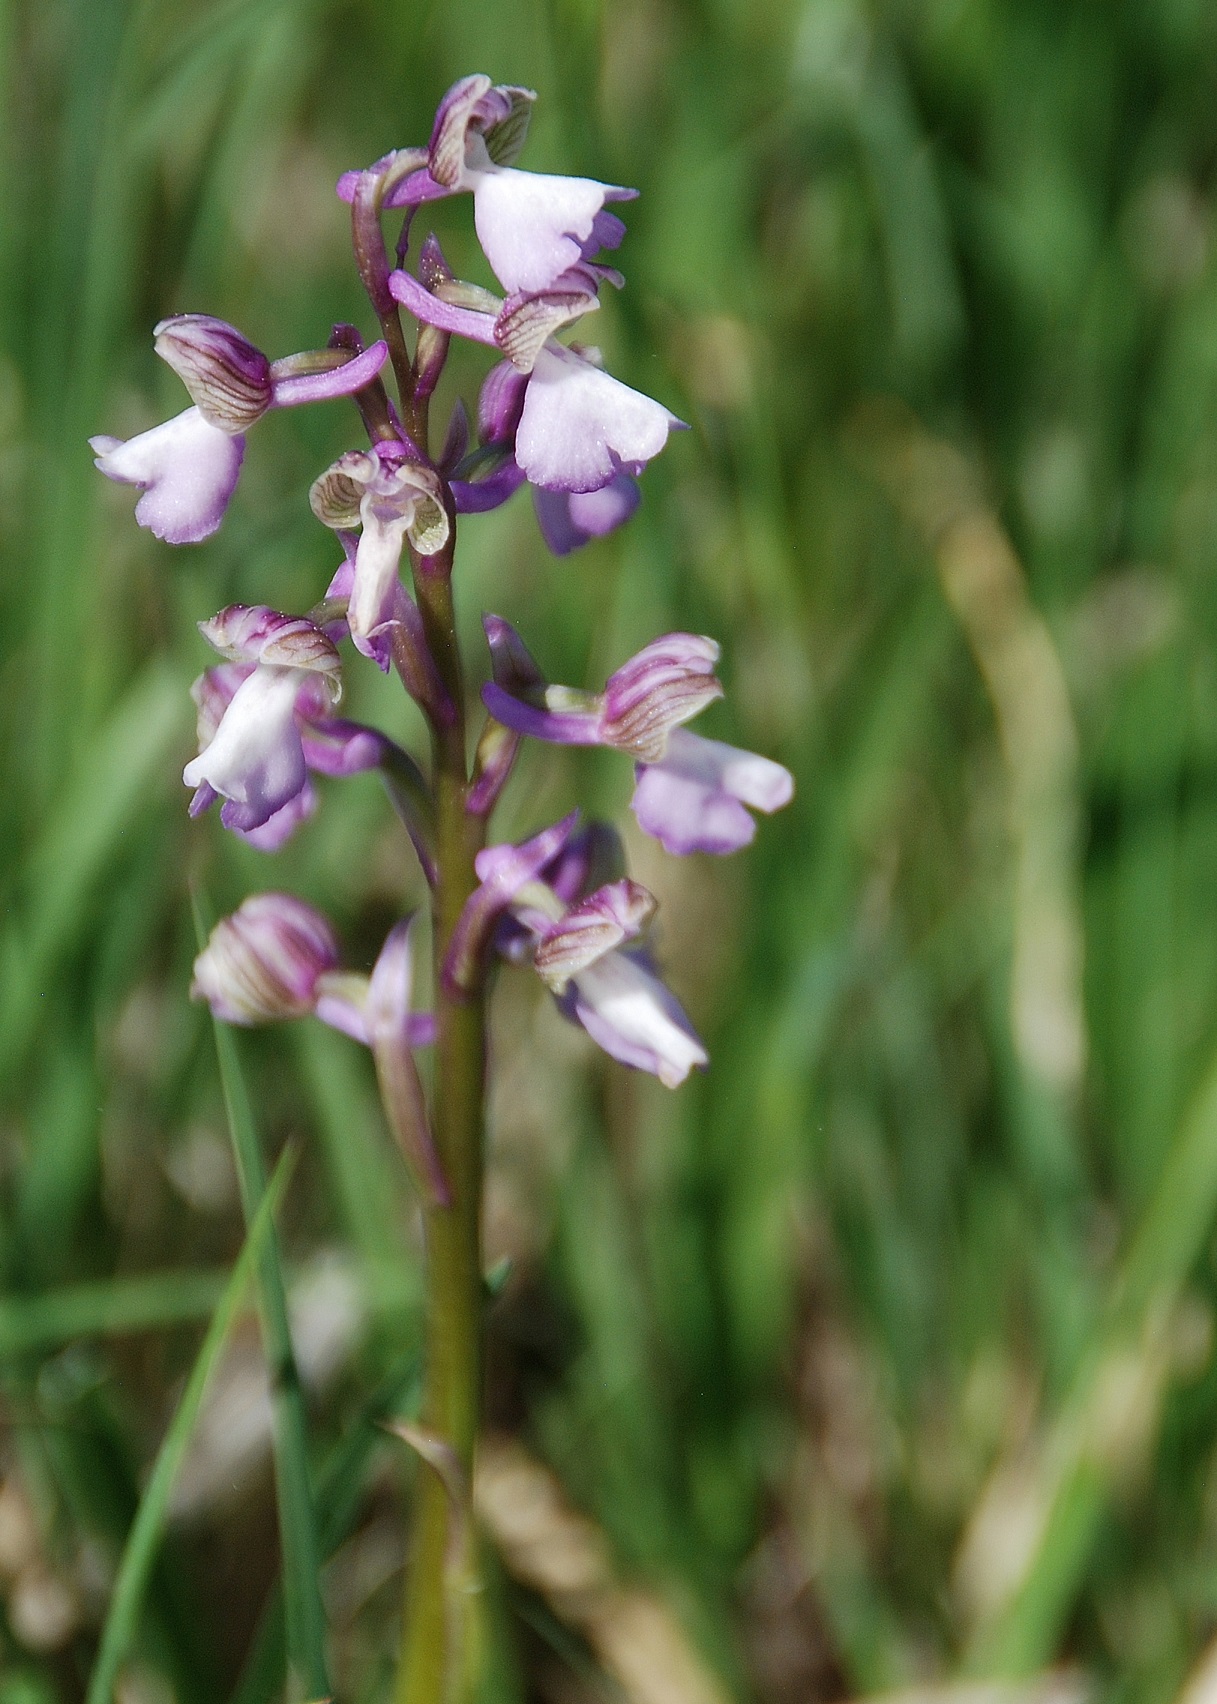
left=481, top=621, right=722, bottom=759
left=533, top=879, right=656, bottom=992
left=153, top=316, right=272, bottom=432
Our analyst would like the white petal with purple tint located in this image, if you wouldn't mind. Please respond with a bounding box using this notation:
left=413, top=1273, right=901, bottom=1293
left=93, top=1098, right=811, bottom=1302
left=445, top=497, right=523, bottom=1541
left=469, top=160, right=626, bottom=294
left=182, top=666, right=308, bottom=830
left=569, top=950, right=707, bottom=1088
left=514, top=344, right=681, bottom=492
left=348, top=504, right=412, bottom=660
left=90, top=408, right=244, bottom=544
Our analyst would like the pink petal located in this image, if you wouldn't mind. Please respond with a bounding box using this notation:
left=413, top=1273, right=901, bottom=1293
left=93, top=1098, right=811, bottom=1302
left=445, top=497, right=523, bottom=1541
left=630, top=761, right=757, bottom=855
left=667, top=728, right=794, bottom=812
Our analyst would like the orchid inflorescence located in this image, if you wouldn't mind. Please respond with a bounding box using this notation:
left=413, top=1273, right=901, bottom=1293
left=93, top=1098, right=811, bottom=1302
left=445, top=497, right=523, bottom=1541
left=93, top=71, right=795, bottom=1698
left=93, top=72, right=794, bottom=1103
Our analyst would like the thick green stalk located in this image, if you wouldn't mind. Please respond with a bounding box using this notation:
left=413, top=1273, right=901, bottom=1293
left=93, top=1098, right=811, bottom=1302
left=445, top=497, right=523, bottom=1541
left=397, top=531, right=488, bottom=1704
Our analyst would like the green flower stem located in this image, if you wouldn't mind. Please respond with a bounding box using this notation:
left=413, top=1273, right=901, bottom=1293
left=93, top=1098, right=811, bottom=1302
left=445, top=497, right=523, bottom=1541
left=397, top=528, right=488, bottom=1704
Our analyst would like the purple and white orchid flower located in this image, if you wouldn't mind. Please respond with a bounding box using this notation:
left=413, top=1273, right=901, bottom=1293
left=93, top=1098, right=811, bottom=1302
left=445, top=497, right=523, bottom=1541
left=480, top=618, right=794, bottom=855
left=193, top=897, right=442, bottom=1201
left=310, top=445, right=450, bottom=663
left=447, top=815, right=706, bottom=1087
left=193, top=895, right=436, bottom=1050
left=90, top=317, right=388, bottom=544
left=184, top=605, right=395, bottom=850
left=389, top=269, right=683, bottom=495
left=191, top=893, right=343, bottom=1026
left=338, top=75, right=634, bottom=298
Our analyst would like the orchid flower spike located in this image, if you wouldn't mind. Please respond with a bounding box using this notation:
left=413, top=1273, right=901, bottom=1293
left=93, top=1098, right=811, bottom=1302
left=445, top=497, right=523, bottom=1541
left=90, top=318, right=388, bottom=544
left=338, top=75, right=634, bottom=297
left=481, top=619, right=795, bottom=854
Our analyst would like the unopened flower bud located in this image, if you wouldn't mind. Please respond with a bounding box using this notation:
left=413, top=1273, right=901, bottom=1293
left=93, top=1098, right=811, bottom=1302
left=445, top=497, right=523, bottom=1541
left=154, top=315, right=273, bottom=434
left=419, top=233, right=455, bottom=291
left=191, top=894, right=340, bottom=1025
left=534, top=879, right=656, bottom=991
left=601, top=633, right=723, bottom=762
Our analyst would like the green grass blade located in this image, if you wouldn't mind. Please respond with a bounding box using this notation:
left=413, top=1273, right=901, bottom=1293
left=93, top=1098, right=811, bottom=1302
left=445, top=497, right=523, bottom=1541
left=86, top=1149, right=293, bottom=1704
left=230, top=1349, right=422, bottom=1704
left=0, top=1271, right=227, bottom=1359
left=0, top=661, right=186, bottom=1087
left=196, top=894, right=329, bottom=1700
left=966, top=1042, right=1217, bottom=1675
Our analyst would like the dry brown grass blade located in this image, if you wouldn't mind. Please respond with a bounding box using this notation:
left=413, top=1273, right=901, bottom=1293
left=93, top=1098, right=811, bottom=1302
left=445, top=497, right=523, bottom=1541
left=475, top=1435, right=729, bottom=1704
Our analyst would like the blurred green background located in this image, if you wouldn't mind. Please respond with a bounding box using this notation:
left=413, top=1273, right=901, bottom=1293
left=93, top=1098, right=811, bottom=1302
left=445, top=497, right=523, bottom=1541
left=6, top=0, right=1217, bottom=1700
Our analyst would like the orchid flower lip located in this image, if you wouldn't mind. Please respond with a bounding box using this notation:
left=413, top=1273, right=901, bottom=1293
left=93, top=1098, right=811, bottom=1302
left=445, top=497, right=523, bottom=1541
left=563, top=946, right=708, bottom=1088
left=90, top=408, right=245, bottom=544
left=630, top=728, right=795, bottom=856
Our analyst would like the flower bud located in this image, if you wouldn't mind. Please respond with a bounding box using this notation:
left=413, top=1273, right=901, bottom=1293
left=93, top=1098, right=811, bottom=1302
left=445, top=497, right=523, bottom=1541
left=534, top=879, right=656, bottom=991
left=477, top=362, right=528, bottom=447
left=601, top=633, right=724, bottom=762
left=191, top=894, right=340, bottom=1025
left=154, top=315, right=273, bottom=434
